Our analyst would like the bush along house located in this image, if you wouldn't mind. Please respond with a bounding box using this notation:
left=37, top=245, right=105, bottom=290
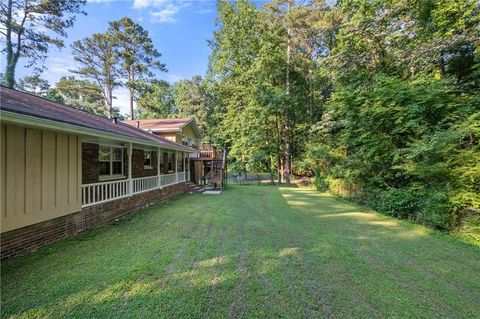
left=0, top=87, right=197, bottom=259
left=122, top=118, right=227, bottom=189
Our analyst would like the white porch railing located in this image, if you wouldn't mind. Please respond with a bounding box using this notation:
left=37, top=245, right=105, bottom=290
left=82, top=172, right=187, bottom=207
left=133, top=175, right=159, bottom=194
left=176, top=171, right=186, bottom=183
left=82, top=179, right=129, bottom=207
left=161, top=173, right=176, bottom=186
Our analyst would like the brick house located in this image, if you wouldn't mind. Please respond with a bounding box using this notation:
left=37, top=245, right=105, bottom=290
left=123, top=118, right=227, bottom=188
left=0, top=87, right=196, bottom=259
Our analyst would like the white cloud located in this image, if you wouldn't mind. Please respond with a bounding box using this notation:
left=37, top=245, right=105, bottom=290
left=132, top=0, right=169, bottom=9
left=130, top=0, right=190, bottom=24
left=42, top=53, right=77, bottom=84
left=149, top=3, right=185, bottom=23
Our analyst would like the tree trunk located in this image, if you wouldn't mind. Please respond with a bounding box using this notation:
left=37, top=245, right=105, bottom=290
left=308, top=73, right=313, bottom=124
left=129, top=87, right=134, bottom=120
left=275, top=115, right=283, bottom=184
left=129, top=66, right=135, bottom=120
left=264, top=118, right=275, bottom=185
left=277, top=153, right=282, bottom=184
left=4, top=0, right=16, bottom=88
left=284, top=0, right=292, bottom=185
left=5, top=51, right=17, bottom=89
left=107, top=86, right=113, bottom=118
left=269, top=157, right=275, bottom=185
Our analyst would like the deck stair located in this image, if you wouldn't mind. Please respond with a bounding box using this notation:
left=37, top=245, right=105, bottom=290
left=191, top=146, right=228, bottom=190
left=185, top=181, right=204, bottom=193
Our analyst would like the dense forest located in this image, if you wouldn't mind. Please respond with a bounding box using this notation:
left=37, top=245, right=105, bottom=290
left=206, top=0, right=480, bottom=239
left=2, top=0, right=479, bottom=239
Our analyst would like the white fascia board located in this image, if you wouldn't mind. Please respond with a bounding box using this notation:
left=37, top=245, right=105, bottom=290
left=148, top=128, right=182, bottom=132
left=0, top=111, right=194, bottom=152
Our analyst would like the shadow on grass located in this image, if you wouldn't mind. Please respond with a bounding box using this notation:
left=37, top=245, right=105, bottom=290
left=1, top=186, right=479, bottom=318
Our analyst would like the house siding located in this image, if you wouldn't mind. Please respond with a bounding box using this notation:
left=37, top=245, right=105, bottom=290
left=0, top=182, right=189, bottom=259
left=1, top=124, right=82, bottom=233
left=181, top=124, right=198, bottom=140
left=155, top=132, right=177, bottom=142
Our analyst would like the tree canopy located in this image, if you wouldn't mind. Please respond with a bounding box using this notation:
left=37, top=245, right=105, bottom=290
left=108, top=17, right=166, bottom=119
left=0, top=0, right=86, bottom=87
left=205, top=0, right=480, bottom=234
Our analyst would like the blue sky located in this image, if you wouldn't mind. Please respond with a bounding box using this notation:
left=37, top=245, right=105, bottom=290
left=15, top=0, right=219, bottom=115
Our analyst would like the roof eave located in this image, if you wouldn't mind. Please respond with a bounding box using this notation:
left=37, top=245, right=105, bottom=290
left=148, top=128, right=182, bottom=133
left=0, top=111, right=194, bottom=152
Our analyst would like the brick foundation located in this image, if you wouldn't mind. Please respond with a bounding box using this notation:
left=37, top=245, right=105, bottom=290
left=0, top=182, right=189, bottom=260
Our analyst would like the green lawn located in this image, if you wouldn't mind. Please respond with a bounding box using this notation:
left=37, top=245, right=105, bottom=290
left=2, top=186, right=479, bottom=318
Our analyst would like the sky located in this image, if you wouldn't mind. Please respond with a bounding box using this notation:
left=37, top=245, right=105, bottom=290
left=14, top=0, right=219, bottom=115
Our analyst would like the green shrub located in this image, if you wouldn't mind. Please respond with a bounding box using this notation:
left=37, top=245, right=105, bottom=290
left=312, top=173, right=329, bottom=191
left=366, top=188, right=419, bottom=220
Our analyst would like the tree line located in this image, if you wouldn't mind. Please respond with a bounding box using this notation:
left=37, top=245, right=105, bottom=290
left=205, top=0, right=479, bottom=235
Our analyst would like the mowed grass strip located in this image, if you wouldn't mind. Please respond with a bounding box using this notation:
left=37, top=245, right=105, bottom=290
left=1, top=186, right=479, bottom=318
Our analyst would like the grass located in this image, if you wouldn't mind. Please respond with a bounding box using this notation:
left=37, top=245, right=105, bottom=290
left=1, top=186, right=480, bottom=318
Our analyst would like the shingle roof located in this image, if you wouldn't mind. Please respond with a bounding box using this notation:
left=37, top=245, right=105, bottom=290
left=0, top=87, right=194, bottom=152
left=122, top=118, right=193, bottom=131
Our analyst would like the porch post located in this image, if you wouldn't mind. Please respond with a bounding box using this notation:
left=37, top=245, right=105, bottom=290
left=128, top=142, right=133, bottom=195
left=180, top=152, right=185, bottom=182
left=157, top=147, right=161, bottom=188
left=175, top=151, right=178, bottom=183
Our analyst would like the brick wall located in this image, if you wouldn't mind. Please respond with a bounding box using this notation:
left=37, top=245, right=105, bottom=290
left=82, top=143, right=158, bottom=183
left=82, top=143, right=99, bottom=184
left=132, top=149, right=158, bottom=178
left=0, top=182, right=189, bottom=260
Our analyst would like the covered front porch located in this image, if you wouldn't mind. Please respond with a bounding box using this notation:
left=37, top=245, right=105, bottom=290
left=81, top=139, right=191, bottom=207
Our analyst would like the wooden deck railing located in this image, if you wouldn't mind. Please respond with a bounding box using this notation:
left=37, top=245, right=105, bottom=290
left=189, top=146, right=223, bottom=159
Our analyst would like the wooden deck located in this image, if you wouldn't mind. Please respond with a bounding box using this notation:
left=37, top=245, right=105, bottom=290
left=189, top=145, right=227, bottom=189
left=189, top=145, right=223, bottom=160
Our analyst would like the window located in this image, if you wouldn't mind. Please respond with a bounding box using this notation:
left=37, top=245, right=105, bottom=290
left=144, top=151, right=152, bottom=169
left=182, top=138, right=193, bottom=147
left=99, top=145, right=124, bottom=179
